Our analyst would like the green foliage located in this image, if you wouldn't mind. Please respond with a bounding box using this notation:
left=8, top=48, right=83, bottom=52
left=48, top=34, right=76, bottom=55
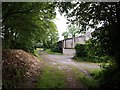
left=33, top=49, right=42, bottom=60
left=2, top=2, right=56, bottom=53
left=75, top=44, right=87, bottom=57
left=74, top=39, right=112, bottom=63
left=90, top=69, right=102, bottom=80
left=46, top=49, right=62, bottom=55
left=37, top=66, right=65, bottom=88
left=80, top=76, right=99, bottom=89
left=42, top=21, right=59, bottom=50
left=73, top=67, right=99, bottom=89
left=85, top=39, right=112, bottom=63
left=57, top=2, right=120, bottom=88
left=62, top=31, right=69, bottom=39
left=62, top=24, right=80, bottom=39
left=96, top=63, right=120, bottom=89
left=67, top=24, right=80, bottom=37
left=49, top=42, right=63, bottom=53
left=85, top=39, right=99, bottom=58
left=57, top=2, right=120, bottom=66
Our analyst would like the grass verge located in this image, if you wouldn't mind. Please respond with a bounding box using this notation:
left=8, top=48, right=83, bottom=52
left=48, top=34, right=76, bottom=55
left=37, top=66, right=66, bottom=88
left=34, top=49, right=42, bottom=61
left=70, top=66, right=100, bottom=88
left=79, top=69, right=101, bottom=89
left=46, top=49, right=62, bottom=55
left=80, top=76, right=99, bottom=88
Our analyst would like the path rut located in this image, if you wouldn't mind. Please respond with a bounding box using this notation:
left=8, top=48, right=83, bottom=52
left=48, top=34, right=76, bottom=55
left=38, top=50, right=100, bottom=88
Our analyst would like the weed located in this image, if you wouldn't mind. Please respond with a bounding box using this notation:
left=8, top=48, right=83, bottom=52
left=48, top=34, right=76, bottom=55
left=34, top=49, right=42, bottom=60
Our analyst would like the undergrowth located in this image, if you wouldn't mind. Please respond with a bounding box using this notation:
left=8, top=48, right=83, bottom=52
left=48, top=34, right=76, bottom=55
left=34, top=49, right=42, bottom=60
left=70, top=66, right=99, bottom=89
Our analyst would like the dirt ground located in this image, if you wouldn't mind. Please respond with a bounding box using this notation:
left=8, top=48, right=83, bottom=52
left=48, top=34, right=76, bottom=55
left=2, top=49, right=43, bottom=88
left=3, top=49, right=101, bottom=88
left=38, top=50, right=101, bottom=88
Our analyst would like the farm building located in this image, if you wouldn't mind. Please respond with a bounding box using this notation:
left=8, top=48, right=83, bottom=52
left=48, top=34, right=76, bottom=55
left=57, top=33, right=91, bottom=55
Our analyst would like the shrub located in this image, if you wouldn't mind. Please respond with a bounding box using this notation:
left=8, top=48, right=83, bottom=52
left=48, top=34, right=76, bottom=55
left=50, top=43, right=62, bottom=53
left=75, top=44, right=87, bottom=57
left=96, top=62, right=120, bottom=89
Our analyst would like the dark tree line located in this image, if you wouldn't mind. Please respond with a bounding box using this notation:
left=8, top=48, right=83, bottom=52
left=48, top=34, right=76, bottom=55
left=2, top=2, right=58, bottom=53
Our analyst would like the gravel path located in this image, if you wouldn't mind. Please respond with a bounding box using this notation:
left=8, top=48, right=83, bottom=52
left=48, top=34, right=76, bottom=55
left=38, top=50, right=101, bottom=88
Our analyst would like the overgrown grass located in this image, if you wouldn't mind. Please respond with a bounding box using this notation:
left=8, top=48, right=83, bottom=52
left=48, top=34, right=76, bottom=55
left=90, top=69, right=102, bottom=77
left=74, top=55, right=111, bottom=63
left=34, top=49, right=42, bottom=60
left=80, top=76, right=99, bottom=88
left=79, top=71, right=99, bottom=88
left=74, top=56, right=100, bottom=63
left=37, top=66, right=66, bottom=88
left=71, top=66, right=100, bottom=88
left=36, top=62, right=101, bottom=88
left=81, top=68, right=103, bottom=88
left=95, top=62, right=120, bottom=89
left=46, top=49, right=62, bottom=55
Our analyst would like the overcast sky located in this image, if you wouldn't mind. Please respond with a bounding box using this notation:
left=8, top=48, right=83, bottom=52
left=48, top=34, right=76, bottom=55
left=53, top=8, right=68, bottom=41
left=53, top=9, right=94, bottom=41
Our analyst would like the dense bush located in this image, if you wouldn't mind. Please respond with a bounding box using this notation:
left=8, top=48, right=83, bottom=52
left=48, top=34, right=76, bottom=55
left=75, top=44, right=87, bottom=57
left=95, top=63, right=120, bottom=89
left=74, top=41, right=120, bottom=88
left=51, top=44, right=61, bottom=53
left=74, top=40, right=111, bottom=63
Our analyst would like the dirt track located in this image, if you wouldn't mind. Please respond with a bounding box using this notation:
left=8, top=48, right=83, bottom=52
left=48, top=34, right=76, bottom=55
left=38, top=50, right=101, bottom=88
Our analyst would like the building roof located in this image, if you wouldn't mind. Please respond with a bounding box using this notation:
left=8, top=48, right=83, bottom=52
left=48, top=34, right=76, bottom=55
left=58, top=35, right=85, bottom=42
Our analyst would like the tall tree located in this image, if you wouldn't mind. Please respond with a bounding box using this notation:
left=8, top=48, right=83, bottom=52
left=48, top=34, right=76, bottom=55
left=42, top=21, right=59, bottom=49
left=2, top=2, right=56, bottom=53
left=57, top=2, right=120, bottom=66
left=67, top=24, right=80, bottom=38
left=62, top=31, right=69, bottom=39
left=57, top=2, right=120, bottom=88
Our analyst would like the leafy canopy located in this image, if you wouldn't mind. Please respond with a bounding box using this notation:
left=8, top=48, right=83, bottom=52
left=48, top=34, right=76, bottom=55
left=2, top=2, right=57, bottom=53
left=57, top=2, right=120, bottom=64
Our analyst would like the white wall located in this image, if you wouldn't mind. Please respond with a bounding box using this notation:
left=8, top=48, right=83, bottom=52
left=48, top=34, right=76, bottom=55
left=63, top=48, right=75, bottom=56
left=63, top=36, right=85, bottom=49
